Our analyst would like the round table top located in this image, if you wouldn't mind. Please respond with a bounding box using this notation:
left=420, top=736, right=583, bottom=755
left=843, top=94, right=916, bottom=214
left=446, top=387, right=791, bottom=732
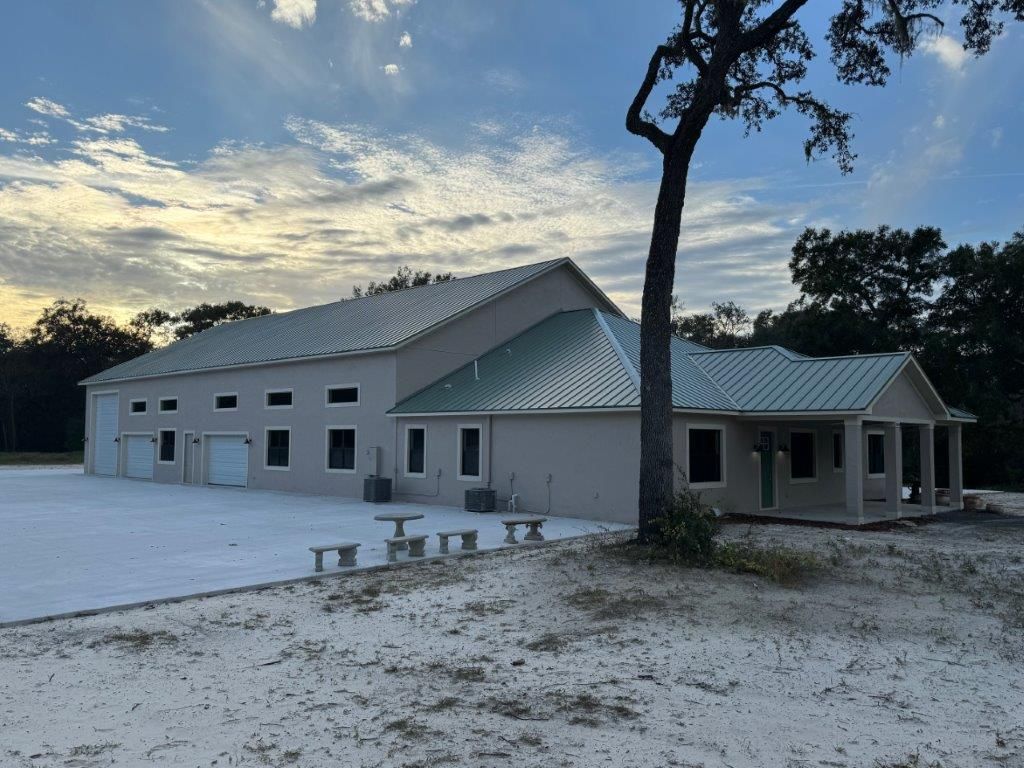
left=373, top=512, right=425, bottom=522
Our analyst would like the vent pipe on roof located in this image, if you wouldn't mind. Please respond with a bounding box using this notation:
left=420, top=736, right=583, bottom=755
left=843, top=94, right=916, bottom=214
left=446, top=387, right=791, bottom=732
left=474, top=360, right=479, bottom=381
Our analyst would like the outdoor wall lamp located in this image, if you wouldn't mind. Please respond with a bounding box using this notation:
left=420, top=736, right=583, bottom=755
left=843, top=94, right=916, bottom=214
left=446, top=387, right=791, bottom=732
left=753, top=437, right=771, bottom=453
left=778, top=444, right=790, bottom=453
left=192, top=437, right=200, bottom=445
left=113, top=436, right=120, bottom=443
left=244, top=436, right=253, bottom=445
left=150, top=436, right=158, bottom=443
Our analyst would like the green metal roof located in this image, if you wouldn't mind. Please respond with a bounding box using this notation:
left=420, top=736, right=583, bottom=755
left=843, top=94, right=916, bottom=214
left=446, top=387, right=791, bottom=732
left=948, top=405, right=977, bottom=420
left=83, top=258, right=617, bottom=384
left=688, top=346, right=909, bottom=412
left=390, top=310, right=941, bottom=416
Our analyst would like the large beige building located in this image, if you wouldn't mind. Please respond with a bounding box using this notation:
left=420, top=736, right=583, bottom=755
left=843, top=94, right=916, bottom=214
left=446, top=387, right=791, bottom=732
left=82, top=258, right=974, bottom=524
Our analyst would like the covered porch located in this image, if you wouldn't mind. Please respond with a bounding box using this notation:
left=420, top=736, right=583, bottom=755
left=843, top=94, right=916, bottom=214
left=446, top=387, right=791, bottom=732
left=740, top=418, right=966, bottom=527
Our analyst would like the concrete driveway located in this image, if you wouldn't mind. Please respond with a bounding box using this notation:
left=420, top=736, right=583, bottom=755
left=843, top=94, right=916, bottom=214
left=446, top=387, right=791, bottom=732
left=0, top=469, right=628, bottom=625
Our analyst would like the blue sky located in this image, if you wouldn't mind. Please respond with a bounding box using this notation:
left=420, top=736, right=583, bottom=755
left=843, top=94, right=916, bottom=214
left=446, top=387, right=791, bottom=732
left=0, top=0, right=1021, bottom=327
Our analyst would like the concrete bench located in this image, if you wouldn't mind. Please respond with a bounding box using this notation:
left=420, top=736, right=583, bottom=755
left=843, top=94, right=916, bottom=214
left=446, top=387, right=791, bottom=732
left=309, top=542, right=360, bottom=572
left=386, top=534, right=428, bottom=562
left=500, top=516, right=547, bottom=544
left=437, top=528, right=478, bottom=554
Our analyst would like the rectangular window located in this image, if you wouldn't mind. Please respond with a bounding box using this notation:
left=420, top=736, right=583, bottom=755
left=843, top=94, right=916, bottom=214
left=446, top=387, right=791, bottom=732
left=158, top=429, right=176, bottom=463
left=326, top=385, right=359, bottom=406
left=130, top=399, right=147, bottom=415
left=327, top=428, right=356, bottom=472
left=688, top=427, right=724, bottom=486
left=406, top=426, right=426, bottom=477
left=458, top=426, right=481, bottom=480
left=266, top=390, right=293, bottom=408
left=868, top=432, right=885, bottom=477
left=214, top=393, right=238, bottom=411
left=266, top=428, right=290, bottom=469
left=832, top=431, right=844, bottom=472
left=790, top=430, right=817, bottom=482
left=159, top=397, right=177, bottom=413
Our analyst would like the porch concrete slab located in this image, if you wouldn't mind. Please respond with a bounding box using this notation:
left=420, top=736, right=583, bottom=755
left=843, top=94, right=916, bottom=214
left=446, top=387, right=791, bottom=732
left=734, top=501, right=959, bottom=527
left=0, top=469, right=630, bottom=625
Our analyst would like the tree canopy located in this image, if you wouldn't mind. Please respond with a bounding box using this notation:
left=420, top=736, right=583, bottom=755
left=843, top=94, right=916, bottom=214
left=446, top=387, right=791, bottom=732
left=351, top=266, right=455, bottom=298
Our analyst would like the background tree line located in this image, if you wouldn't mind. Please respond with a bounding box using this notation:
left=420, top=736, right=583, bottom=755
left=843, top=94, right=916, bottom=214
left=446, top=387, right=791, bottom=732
left=673, top=225, right=1024, bottom=488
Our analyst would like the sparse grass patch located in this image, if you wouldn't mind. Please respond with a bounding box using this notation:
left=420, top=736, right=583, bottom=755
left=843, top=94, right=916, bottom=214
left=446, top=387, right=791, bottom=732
left=547, top=690, right=639, bottom=726
left=715, top=542, right=821, bottom=586
left=563, top=586, right=666, bottom=619
left=385, top=718, right=434, bottom=739
left=90, top=629, right=178, bottom=651
left=68, top=742, right=119, bottom=757
left=524, top=632, right=571, bottom=652
left=0, top=450, right=83, bottom=465
left=426, top=696, right=460, bottom=712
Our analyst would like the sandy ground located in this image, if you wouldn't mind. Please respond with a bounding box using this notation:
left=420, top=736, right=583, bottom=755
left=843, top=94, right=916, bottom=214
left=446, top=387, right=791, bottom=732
left=2, top=517, right=1024, bottom=768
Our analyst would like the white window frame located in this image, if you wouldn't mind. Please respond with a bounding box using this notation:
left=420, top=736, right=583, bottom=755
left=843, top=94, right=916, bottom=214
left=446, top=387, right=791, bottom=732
left=788, top=428, right=818, bottom=484
left=457, top=424, right=483, bottom=482
left=404, top=424, right=427, bottom=478
left=157, top=428, right=177, bottom=465
left=158, top=396, right=178, bottom=414
left=264, top=388, right=294, bottom=410
left=264, top=426, right=291, bottom=471
left=866, top=429, right=886, bottom=479
left=325, top=383, right=360, bottom=408
left=325, top=425, right=358, bottom=474
left=129, top=398, right=148, bottom=416
left=832, top=429, right=844, bottom=473
left=685, top=424, right=727, bottom=489
left=214, top=392, right=239, bottom=412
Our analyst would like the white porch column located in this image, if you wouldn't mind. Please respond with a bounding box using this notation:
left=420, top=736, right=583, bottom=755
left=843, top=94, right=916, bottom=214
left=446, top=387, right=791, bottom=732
left=919, top=424, right=936, bottom=514
left=844, top=418, right=864, bottom=524
left=884, top=422, right=902, bottom=517
left=948, top=424, right=964, bottom=507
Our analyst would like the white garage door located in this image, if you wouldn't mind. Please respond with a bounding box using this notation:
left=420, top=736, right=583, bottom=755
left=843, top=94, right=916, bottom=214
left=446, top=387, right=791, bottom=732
left=206, top=435, right=249, bottom=487
left=124, top=434, right=154, bottom=479
left=92, top=394, right=118, bottom=476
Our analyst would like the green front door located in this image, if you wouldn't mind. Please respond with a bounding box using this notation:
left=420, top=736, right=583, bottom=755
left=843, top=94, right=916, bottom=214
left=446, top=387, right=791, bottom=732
left=759, top=431, right=775, bottom=509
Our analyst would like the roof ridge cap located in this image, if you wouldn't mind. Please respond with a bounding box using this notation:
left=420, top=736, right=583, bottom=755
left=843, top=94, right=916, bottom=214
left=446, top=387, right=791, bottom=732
left=592, top=309, right=640, bottom=394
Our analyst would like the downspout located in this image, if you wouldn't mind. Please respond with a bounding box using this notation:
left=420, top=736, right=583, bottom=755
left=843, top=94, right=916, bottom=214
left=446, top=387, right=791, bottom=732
left=393, top=417, right=400, bottom=493
left=487, top=414, right=493, bottom=488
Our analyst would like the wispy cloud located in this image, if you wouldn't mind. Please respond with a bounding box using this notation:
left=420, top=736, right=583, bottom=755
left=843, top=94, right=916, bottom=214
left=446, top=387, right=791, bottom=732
left=349, top=0, right=415, bottom=23
left=270, top=0, right=317, bottom=29
left=25, top=97, right=70, bottom=119
left=0, top=101, right=813, bottom=327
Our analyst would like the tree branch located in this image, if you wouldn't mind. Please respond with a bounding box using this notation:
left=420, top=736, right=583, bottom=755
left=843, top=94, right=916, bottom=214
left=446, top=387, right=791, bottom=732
left=737, top=0, right=811, bottom=54
left=626, top=45, right=675, bottom=153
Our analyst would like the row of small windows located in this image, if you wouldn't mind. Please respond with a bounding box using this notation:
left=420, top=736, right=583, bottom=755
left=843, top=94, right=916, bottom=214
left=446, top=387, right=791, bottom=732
left=128, top=386, right=360, bottom=415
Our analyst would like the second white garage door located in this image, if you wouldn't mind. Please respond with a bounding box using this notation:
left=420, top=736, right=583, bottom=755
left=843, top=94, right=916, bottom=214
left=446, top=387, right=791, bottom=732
left=206, top=435, right=249, bottom=487
left=124, top=434, right=154, bottom=480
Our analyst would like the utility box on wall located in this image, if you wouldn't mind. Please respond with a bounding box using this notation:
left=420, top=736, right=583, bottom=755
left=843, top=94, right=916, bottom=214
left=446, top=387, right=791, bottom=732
left=363, top=445, right=380, bottom=477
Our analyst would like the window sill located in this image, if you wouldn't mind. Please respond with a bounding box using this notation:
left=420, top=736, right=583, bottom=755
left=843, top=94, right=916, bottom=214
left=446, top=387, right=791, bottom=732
left=264, top=465, right=290, bottom=472
left=213, top=408, right=238, bottom=413
left=404, top=472, right=427, bottom=479
left=458, top=475, right=482, bottom=482
left=867, top=473, right=886, bottom=479
left=688, top=481, right=726, bottom=490
left=789, top=477, right=818, bottom=485
left=326, top=467, right=357, bottom=474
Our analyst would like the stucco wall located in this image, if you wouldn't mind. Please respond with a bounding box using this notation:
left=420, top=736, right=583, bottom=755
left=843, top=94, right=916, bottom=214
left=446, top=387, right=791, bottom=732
left=394, top=264, right=608, bottom=400
left=870, top=371, right=935, bottom=421
left=84, top=352, right=398, bottom=497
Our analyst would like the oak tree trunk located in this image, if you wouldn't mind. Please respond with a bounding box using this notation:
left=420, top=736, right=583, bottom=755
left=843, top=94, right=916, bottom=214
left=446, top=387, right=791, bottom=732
left=637, top=147, right=693, bottom=541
